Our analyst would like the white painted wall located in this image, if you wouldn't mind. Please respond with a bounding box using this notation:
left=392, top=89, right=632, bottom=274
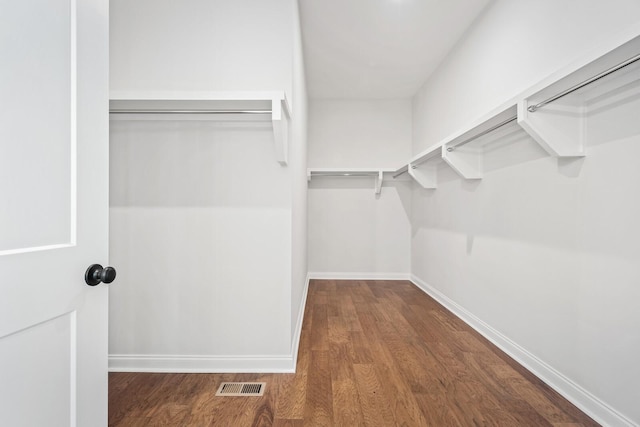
left=109, top=0, right=307, bottom=372
left=309, top=178, right=412, bottom=278
left=308, top=100, right=412, bottom=277
left=290, top=0, right=309, bottom=345
left=413, top=0, right=640, bottom=152
left=110, top=0, right=293, bottom=100
left=109, top=121, right=292, bottom=358
left=309, top=99, right=412, bottom=169
left=411, top=0, right=640, bottom=424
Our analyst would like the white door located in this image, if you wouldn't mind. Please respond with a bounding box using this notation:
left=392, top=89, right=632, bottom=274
left=0, top=0, right=109, bottom=425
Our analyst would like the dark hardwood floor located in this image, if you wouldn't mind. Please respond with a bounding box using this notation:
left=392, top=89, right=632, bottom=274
left=109, top=279, right=599, bottom=426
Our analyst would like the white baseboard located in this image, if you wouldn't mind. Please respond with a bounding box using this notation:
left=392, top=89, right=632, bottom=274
left=108, top=354, right=295, bottom=373
left=409, top=274, right=635, bottom=427
left=290, top=273, right=311, bottom=371
left=308, top=272, right=410, bottom=280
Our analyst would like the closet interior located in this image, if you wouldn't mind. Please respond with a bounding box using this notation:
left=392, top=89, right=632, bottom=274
left=107, top=2, right=640, bottom=424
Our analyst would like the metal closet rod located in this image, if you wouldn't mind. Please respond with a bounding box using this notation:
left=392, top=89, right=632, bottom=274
left=528, top=52, right=640, bottom=112
left=109, top=109, right=272, bottom=115
left=447, top=116, right=518, bottom=152
left=392, top=166, right=408, bottom=179
left=310, top=172, right=379, bottom=177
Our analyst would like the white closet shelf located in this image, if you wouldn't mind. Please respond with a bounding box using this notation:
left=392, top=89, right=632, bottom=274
left=442, top=105, right=519, bottom=181
left=109, top=91, right=291, bottom=166
left=519, top=36, right=640, bottom=158
left=393, top=106, right=520, bottom=187
left=307, top=168, right=395, bottom=195
left=400, top=30, right=640, bottom=189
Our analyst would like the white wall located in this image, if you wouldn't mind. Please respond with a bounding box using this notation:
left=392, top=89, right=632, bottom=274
left=309, top=100, right=412, bottom=169
left=413, top=0, right=640, bottom=152
left=110, top=0, right=293, bottom=99
left=109, top=121, right=291, bottom=359
left=411, top=0, right=640, bottom=424
left=308, top=99, right=412, bottom=277
left=290, top=0, right=309, bottom=346
left=109, top=0, right=307, bottom=372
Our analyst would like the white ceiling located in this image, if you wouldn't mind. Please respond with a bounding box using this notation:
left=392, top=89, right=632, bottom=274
left=299, top=0, right=492, bottom=99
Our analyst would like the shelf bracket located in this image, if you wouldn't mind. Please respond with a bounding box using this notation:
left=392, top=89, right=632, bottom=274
left=517, top=100, right=585, bottom=157
left=442, top=145, right=482, bottom=180
left=374, top=171, right=383, bottom=195
left=408, top=163, right=437, bottom=189
left=272, top=98, right=290, bottom=166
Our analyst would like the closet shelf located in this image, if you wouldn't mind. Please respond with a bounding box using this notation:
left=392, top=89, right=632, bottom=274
left=109, top=91, right=291, bottom=166
left=410, top=144, right=442, bottom=167
left=518, top=38, right=640, bottom=158
left=400, top=31, right=640, bottom=189
left=442, top=104, right=519, bottom=181
left=307, top=168, right=395, bottom=195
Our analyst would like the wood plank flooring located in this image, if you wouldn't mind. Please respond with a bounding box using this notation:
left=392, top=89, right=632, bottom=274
left=109, top=280, right=599, bottom=426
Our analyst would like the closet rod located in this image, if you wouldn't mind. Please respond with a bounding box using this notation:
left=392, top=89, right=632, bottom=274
left=446, top=116, right=517, bottom=152
left=393, top=166, right=408, bottom=179
left=528, top=52, right=640, bottom=112
left=109, top=109, right=272, bottom=115
left=310, top=172, right=379, bottom=178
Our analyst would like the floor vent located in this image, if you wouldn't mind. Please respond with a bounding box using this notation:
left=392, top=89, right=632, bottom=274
left=215, top=382, right=266, bottom=397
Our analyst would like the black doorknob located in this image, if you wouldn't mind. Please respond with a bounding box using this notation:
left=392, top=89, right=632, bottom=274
left=85, top=264, right=117, bottom=286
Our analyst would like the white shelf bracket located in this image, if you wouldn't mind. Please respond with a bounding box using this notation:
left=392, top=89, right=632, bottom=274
left=374, top=171, right=383, bottom=195
left=442, top=145, right=482, bottom=180
left=271, top=98, right=290, bottom=166
left=517, top=100, right=585, bottom=157
left=408, top=163, right=437, bottom=189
